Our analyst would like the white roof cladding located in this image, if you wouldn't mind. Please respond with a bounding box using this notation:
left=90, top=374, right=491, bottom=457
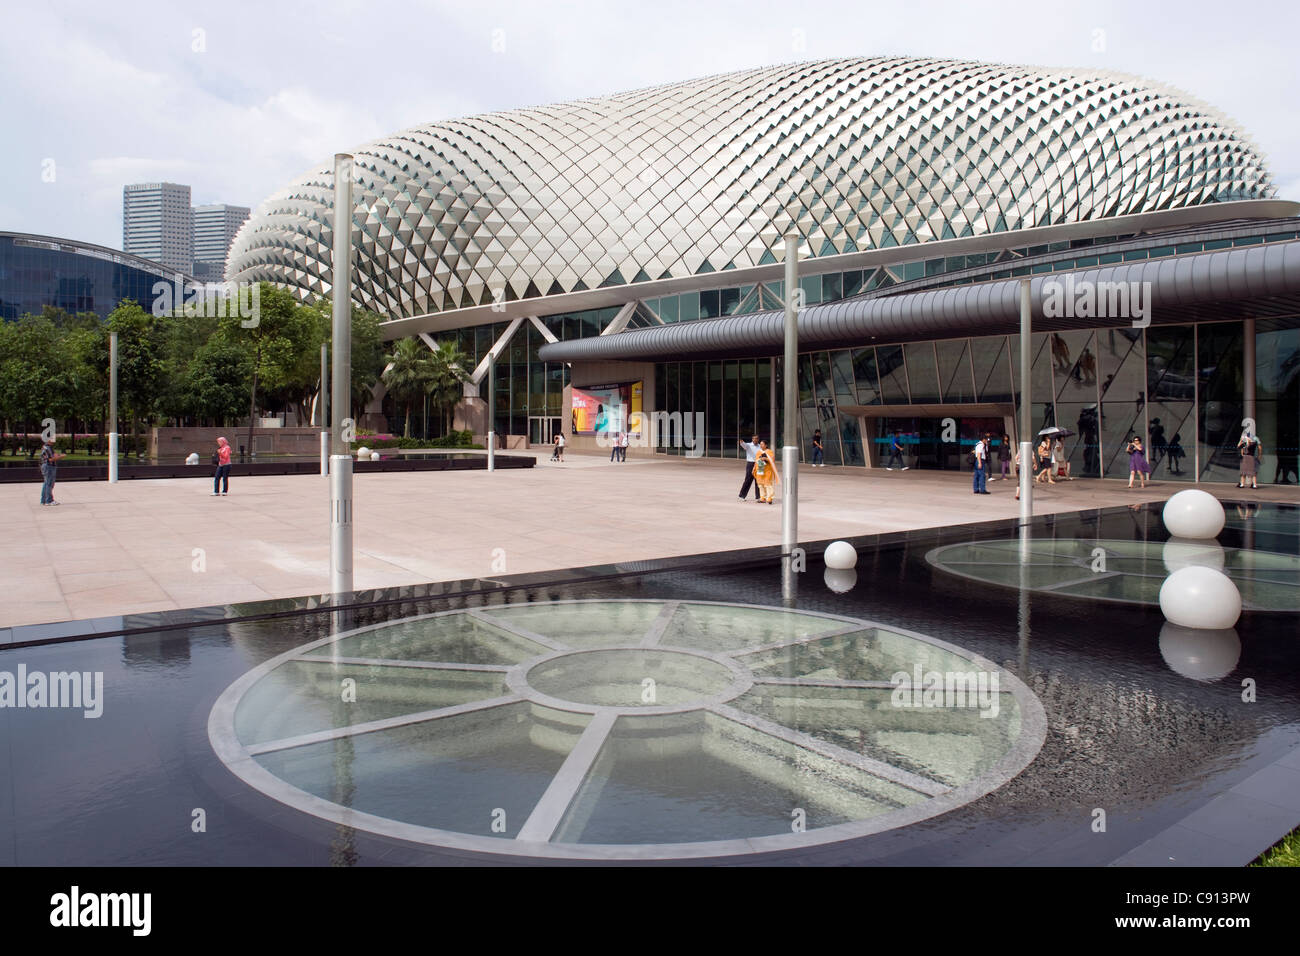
left=227, top=56, right=1275, bottom=318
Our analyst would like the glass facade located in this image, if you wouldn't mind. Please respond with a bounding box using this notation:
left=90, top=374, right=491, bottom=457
left=389, top=305, right=627, bottom=438
left=652, top=321, right=1300, bottom=483
left=0, top=235, right=187, bottom=321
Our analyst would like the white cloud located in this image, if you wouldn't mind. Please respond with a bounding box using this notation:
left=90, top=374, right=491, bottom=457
left=2, top=0, right=1297, bottom=249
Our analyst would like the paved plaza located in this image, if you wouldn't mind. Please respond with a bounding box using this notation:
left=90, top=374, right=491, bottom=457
left=4, top=451, right=1296, bottom=628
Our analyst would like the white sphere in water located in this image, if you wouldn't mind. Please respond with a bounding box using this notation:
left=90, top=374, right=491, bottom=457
left=356, top=446, right=371, bottom=459
left=370, top=451, right=380, bottom=461
left=824, top=540, right=858, bottom=570
left=185, top=452, right=199, bottom=465
left=1162, top=538, right=1226, bottom=573
left=824, top=567, right=857, bottom=594
left=1158, top=622, right=1241, bottom=682
left=1158, top=566, right=1241, bottom=629
left=1162, top=489, right=1225, bottom=539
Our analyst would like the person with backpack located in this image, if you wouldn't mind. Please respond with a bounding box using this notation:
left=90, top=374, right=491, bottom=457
left=212, top=436, right=232, bottom=496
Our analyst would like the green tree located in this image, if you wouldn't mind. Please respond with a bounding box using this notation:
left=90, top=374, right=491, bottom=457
left=100, top=300, right=163, bottom=458
left=306, top=301, right=388, bottom=429
left=0, top=313, right=76, bottom=454
left=215, top=283, right=315, bottom=455
left=426, top=340, right=471, bottom=435
left=382, top=338, right=437, bottom=438
left=182, top=341, right=254, bottom=425
left=152, top=309, right=220, bottom=425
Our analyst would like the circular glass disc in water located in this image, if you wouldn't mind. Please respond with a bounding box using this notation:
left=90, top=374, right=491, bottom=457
left=926, top=538, right=1300, bottom=611
left=209, top=600, right=1045, bottom=860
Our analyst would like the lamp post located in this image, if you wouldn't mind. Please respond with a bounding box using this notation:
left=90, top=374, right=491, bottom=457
left=781, top=231, right=801, bottom=604
left=320, top=343, right=329, bottom=476
left=487, top=350, right=495, bottom=472
left=108, top=331, right=118, bottom=483
left=330, top=153, right=354, bottom=598
left=1018, top=279, right=1033, bottom=524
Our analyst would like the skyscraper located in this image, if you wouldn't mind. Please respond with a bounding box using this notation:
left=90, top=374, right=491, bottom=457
left=122, top=182, right=193, bottom=275
left=192, top=204, right=250, bottom=281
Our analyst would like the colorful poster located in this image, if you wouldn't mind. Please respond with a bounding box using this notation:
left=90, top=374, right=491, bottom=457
left=571, top=381, right=643, bottom=437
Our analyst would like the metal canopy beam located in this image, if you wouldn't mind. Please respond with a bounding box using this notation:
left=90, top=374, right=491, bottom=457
left=538, top=241, right=1300, bottom=364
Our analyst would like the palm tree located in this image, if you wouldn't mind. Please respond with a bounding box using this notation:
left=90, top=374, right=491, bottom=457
left=427, top=340, right=471, bottom=436
left=382, top=339, right=436, bottom=438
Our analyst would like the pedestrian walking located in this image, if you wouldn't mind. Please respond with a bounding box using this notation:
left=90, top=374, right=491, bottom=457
left=1035, top=437, right=1056, bottom=484
left=1126, top=435, right=1150, bottom=489
left=1237, top=433, right=1261, bottom=489
left=811, top=429, right=824, bottom=467
left=738, top=435, right=762, bottom=501
left=971, top=434, right=990, bottom=494
left=212, top=436, right=232, bottom=496
left=1053, top=437, right=1072, bottom=480
left=609, top=431, right=621, bottom=463
left=618, top=430, right=629, bottom=462
left=550, top=432, right=561, bottom=461
left=997, top=432, right=1011, bottom=481
left=885, top=430, right=907, bottom=470
left=555, top=431, right=566, bottom=462
left=753, top=439, right=779, bottom=504
left=39, top=434, right=64, bottom=506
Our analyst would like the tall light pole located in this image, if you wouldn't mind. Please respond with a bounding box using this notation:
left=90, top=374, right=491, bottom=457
left=781, top=231, right=800, bottom=604
left=487, top=350, right=496, bottom=472
left=1018, top=279, right=1033, bottom=524
left=330, top=153, right=354, bottom=597
left=108, top=331, right=118, bottom=483
left=320, top=342, right=329, bottom=476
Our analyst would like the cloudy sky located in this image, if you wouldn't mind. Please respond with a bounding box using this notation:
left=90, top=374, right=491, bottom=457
left=5, top=0, right=1298, bottom=251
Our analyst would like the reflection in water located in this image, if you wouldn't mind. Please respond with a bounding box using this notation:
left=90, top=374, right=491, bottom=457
left=782, top=553, right=799, bottom=607
left=1158, top=622, right=1242, bottom=682
left=1018, top=526, right=1031, bottom=676
left=824, top=567, right=857, bottom=593
left=330, top=610, right=358, bottom=866
left=330, top=731, right=358, bottom=867
left=1162, top=538, right=1226, bottom=572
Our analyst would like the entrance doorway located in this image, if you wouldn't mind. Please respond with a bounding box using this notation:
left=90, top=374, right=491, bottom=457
left=529, top=416, right=562, bottom=445
left=874, top=416, right=1009, bottom=470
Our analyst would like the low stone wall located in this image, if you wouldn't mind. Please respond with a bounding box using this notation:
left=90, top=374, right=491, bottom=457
left=151, top=426, right=325, bottom=459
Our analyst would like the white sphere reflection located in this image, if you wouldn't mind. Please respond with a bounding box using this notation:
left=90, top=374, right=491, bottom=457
left=1158, top=622, right=1241, bottom=682
left=1158, top=566, right=1242, bottom=629
left=824, top=540, right=858, bottom=570
left=370, top=451, right=380, bottom=461
left=1162, top=538, right=1226, bottom=573
left=1162, top=489, right=1225, bottom=539
left=824, top=567, right=858, bottom=593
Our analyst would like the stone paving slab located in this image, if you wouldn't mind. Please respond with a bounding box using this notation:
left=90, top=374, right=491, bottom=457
left=3, top=451, right=1295, bottom=628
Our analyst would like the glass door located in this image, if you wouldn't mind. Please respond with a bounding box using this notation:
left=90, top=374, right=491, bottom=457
left=529, top=417, right=562, bottom=445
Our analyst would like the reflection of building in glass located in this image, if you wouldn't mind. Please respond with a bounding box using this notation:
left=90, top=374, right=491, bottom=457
left=228, top=56, right=1300, bottom=482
